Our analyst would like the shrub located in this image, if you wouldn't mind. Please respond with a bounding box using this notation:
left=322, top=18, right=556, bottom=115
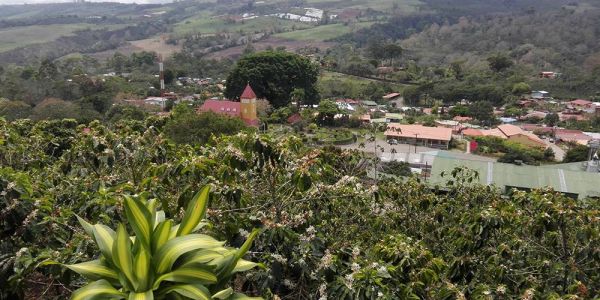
left=63, top=186, right=261, bottom=299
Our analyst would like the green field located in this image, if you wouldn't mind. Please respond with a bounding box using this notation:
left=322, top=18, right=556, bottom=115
left=0, top=23, right=127, bottom=53
left=274, top=22, right=375, bottom=41
left=305, top=0, right=423, bottom=11
left=174, top=14, right=313, bottom=36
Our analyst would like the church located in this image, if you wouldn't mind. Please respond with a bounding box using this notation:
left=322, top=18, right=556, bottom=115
left=198, top=83, right=260, bottom=127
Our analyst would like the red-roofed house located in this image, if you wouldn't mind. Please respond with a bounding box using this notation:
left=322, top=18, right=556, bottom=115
left=555, top=129, right=592, bottom=145
left=569, top=99, right=592, bottom=110
left=198, top=83, right=260, bottom=126
left=385, top=124, right=452, bottom=149
left=462, top=128, right=483, bottom=137
left=479, top=124, right=546, bottom=148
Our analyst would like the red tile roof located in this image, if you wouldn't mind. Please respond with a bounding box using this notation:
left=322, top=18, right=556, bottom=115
left=240, top=83, right=257, bottom=99
left=385, top=124, right=452, bottom=141
left=198, top=100, right=241, bottom=118
left=462, top=128, right=483, bottom=137
left=498, top=124, right=523, bottom=137
left=569, top=99, right=592, bottom=106
left=382, top=92, right=401, bottom=99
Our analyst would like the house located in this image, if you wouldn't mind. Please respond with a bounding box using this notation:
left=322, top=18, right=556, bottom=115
left=568, top=99, right=594, bottom=112
left=555, top=129, right=592, bottom=145
left=197, top=83, right=260, bottom=126
left=385, top=113, right=403, bottom=123
left=462, top=128, right=484, bottom=137
left=385, top=124, right=453, bottom=149
left=559, top=111, right=588, bottom=122
left=361, top=100, right=378, bottom=110
left=520, top=111, right=547, bottom=121
left=498, top=124, right=546, bottom=148
left=480, top=124, right=546, bottom=148
left=531, top=91, right=550, bottom=99
left=382, top=93, right=402, bottom=101
left=144, top=97, right=169, bottom=107
left=539, top=71, right=559, bottom=79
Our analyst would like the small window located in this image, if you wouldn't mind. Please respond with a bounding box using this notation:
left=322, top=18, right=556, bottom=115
left=233, top=108, right=237, bottom=112
left=220, top=107, right=225, bottom=111
left=227, top=108, right=230, bottom=111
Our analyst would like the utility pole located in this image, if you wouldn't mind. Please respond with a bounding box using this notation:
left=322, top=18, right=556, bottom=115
left=158, top=54, right=165, bottom=98
left=414, top=133, right=419, bottom=153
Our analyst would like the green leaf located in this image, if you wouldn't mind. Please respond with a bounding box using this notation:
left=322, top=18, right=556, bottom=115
left=177, top=185, right=210, bottom=236
left=152, top=265, right=217, bottom=289
left=153, top=234, right=224, bottom=275
left=151, top=220, right=172, bottom=254
left=134, top=243, right=152, bottom=291
left=128, top=290, right=154, bottom=300
left=232, top=259, right=258, bottom=273
left=161, top=284, right=211, bottom=300
left=179, top=249, right=225, bottom=268
left=76, top=215, right=95, bottom=238
left=124, top=196, right=153, bottom=250
left=70, top=279, right=126, bottom=300
left=92, top=224, right=116, bottom=262
left=212, top=288, right=233, bottom=299
left=65, top=260, right=119, bottom=283
left=113, top=223, right=135, bottom=290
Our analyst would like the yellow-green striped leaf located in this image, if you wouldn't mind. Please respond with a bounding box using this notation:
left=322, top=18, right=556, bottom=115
left=124, top=196, right=152, bottom=250
left=212, top=288, right=233, bottom=299
left=92, top=224, right=116, bottom=262
left=153, top=234, right=224, bottom=275
left=152, top=266, right=217, bottom=289
left=179, top=250, right=224, bottom=268
left=232, top=259, right=258, bottom=273
left=154, top=211, right=165, bottom=229
left=65, top=260, right=119, bottom=282
left=151, top=220, right=172, bottom=254
left=216, top=229, right=259, bottom=283
left=128, top=290, right=153, bottom=300
left=112, top=223, right=135, bottom=290
left=177, top=185, right=210, bottom=236
left=133, top=244, right=152, bottom=291
left=76, top=215, right=95, bottom=238
left=161, top=284, right=211, bottom=300
left=71, top=279, right=126, bottom=300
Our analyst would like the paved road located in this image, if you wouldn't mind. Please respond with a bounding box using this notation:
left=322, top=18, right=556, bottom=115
left=543, top=139, right=565, bottom=161
left=339, top=138, right=496, bottom=162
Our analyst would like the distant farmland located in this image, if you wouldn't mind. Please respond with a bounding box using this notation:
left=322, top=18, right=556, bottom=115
left=0, top=23, right=128, bottom=53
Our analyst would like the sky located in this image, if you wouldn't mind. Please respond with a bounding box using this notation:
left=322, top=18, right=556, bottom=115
left=0, top=0, right=171, bottom=4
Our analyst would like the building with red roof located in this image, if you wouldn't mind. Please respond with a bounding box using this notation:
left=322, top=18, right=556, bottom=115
left=385, top=124, right=452, bottom=149
left=198, top=83, right=260, bottom=126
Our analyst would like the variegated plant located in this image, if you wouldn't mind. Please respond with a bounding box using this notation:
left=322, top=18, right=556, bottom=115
left=66, top=186, right=262, bottom=300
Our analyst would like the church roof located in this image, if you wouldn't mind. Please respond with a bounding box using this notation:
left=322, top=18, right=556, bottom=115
left=198, top=100, right=241, bottom=118
left=240, top=83, right=257, bottom=99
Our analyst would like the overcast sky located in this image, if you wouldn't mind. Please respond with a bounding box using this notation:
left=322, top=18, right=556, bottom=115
left=0, top=0, right=170, bottom=4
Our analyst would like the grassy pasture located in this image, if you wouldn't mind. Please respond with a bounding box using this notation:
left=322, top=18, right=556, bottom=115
left=274, top=22, right=375, bottom=41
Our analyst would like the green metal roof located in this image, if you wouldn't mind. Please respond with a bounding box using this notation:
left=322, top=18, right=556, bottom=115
left=428, top=156, right=600, bottom=199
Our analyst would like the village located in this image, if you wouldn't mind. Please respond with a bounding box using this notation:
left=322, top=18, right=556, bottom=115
left=112, top=69, right=600, bottom=200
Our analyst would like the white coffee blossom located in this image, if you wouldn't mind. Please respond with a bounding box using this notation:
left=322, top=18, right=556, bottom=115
left=271, top=254, right=287, bottom=264
left=351, top=263, right=360, bottom=272
left=238, top=228, right=249, bottom=238
left=318, top=250, right=333, bottom=270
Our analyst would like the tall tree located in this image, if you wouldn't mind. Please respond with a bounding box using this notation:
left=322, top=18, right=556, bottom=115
left=225, top=51, right=320, bottom=108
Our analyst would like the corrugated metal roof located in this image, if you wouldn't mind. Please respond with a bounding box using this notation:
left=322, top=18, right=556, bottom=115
left=428, top=156, right=600, bottom=199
